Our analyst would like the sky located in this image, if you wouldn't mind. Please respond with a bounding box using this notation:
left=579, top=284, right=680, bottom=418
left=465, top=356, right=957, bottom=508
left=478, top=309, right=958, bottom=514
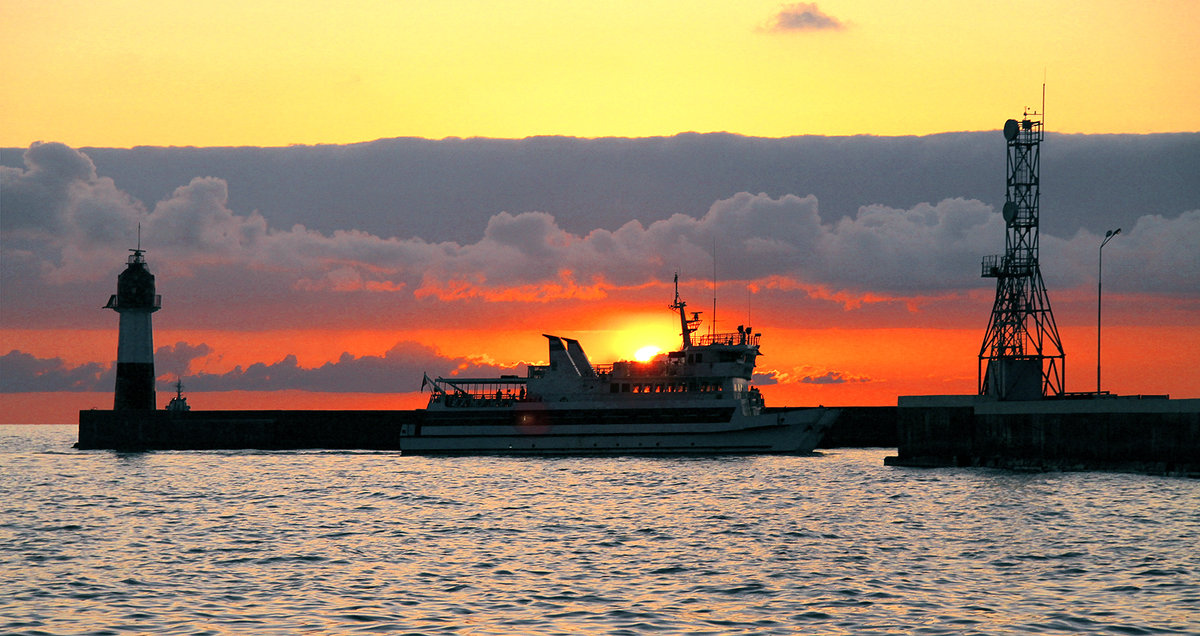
left=1, top=1, right=1198, bottom=423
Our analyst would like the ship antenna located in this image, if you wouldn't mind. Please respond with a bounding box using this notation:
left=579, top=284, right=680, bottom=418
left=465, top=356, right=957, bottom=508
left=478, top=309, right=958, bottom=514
left=711, top=239, right=717, bottom=338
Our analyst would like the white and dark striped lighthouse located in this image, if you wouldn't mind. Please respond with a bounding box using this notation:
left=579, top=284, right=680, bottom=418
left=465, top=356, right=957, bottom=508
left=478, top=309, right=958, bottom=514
left=104, top=247, right=161, bottom=410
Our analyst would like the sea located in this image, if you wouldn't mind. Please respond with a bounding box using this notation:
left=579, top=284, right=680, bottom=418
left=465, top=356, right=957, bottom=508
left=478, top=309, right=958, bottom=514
left=2, top=425, right=1197, bottom=635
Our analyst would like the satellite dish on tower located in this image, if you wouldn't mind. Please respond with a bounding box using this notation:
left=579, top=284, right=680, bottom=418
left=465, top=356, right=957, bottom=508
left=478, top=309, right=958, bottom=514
left=1003, top=119, right=1020, bottom=141
left=1003, top=201, right=1018, bottom=225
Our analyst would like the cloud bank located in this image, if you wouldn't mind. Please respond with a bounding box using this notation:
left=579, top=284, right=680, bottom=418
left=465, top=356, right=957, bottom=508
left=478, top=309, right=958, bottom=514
left=3, top=140, right=1195, bottom=319
left=8, top=132, right=1194, bottom=245
left=1, top=341, right=517, bottom=394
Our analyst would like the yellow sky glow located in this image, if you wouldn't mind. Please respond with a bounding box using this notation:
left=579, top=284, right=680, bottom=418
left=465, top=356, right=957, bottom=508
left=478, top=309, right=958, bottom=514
left=3, top=0, right=1197, bottom=148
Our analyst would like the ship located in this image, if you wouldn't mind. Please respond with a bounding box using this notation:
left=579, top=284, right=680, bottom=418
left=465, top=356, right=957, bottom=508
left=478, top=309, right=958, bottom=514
left=410, top=276, right=839, bottom=454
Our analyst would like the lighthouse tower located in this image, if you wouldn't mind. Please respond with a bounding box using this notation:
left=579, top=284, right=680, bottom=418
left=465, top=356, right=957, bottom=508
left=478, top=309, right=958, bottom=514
left=104, top=247, right=161, bottom=410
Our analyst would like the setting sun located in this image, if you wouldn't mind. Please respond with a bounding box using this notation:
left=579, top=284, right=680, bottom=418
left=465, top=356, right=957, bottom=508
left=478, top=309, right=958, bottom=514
left=634, top=346, right=662, bottom=362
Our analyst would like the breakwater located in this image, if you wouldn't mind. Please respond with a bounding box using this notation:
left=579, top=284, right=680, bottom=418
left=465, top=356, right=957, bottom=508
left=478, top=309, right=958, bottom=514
left=77, top=409, right=410, bottom=451
left=77, top=406, right=896, bottom=452
left=814, top=406, right=897, bottom=448
left=886, top=395, right=1200, bottom=476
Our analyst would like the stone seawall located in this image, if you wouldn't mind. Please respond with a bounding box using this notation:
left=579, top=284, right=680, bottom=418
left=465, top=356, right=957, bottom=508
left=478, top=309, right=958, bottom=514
left=816, top=406, right=897, bottom=448
left=886, top=396, right=1200, bottom=476
left=77, top=410, right=414, bottom=451
left=78, top=406, right=899, bottom=452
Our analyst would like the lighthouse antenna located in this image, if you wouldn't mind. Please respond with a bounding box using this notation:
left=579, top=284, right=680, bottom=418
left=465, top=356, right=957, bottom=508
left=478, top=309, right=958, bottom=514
left=129, top=224, right=146, bottom=263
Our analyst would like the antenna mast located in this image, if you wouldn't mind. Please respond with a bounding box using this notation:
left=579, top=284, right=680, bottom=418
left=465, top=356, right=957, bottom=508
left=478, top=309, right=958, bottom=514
left=1041, top=79, right=1046, bottom=130
left=978, top=100, right=1066, bottom=400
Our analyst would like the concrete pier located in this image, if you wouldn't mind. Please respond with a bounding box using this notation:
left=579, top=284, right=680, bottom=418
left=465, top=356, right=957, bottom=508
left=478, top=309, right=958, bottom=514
left=886, top=395, right=1200, bottom=476
left=815, top=406, right=897, bottom=448
left=77, top=409, right=414, bottom=451
left=77, top=406, right=898, bottom=452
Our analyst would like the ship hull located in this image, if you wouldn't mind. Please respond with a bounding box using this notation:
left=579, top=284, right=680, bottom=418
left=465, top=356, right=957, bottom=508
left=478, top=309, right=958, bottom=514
left=401, top=406, right=839, bottom=455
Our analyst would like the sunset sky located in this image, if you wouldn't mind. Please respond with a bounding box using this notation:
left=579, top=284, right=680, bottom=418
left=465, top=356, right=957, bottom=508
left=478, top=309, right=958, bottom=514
left=2, top=1, right=1198, bottom=423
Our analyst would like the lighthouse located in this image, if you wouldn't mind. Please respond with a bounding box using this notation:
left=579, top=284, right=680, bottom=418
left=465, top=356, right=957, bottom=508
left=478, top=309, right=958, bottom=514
left=104, top=247, right=161, bottom=410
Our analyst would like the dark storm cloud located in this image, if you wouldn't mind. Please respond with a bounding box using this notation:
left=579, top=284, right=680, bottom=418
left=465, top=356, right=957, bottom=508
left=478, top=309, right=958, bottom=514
left=764, top=3, right=845, bottom=32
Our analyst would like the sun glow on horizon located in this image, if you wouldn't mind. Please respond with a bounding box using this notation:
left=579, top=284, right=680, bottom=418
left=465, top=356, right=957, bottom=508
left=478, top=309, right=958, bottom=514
left=634, top=346, right=662, bottom=362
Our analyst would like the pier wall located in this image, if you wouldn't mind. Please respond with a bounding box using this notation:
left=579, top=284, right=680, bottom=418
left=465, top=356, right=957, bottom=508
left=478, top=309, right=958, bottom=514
left=816, top=406, right=897, bottom=448
left=887, top=396, right=1200, bottom=476
left=78, top=406, right=898, bottom=451
left=78, top=410, right=414, bottom=451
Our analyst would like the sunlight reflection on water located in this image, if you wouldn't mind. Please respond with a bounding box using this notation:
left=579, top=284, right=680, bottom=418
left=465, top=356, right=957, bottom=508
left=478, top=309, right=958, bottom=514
left=1, top=425, right=1197, bottom=635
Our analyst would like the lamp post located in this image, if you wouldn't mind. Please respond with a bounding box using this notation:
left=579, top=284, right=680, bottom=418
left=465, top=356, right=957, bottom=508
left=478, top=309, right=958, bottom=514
left=1097, top=228, right=1120, bottom=395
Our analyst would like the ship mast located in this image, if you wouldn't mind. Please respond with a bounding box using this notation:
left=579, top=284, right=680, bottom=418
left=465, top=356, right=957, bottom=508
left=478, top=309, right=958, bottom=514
left=671, top=273, right=701, bottom=350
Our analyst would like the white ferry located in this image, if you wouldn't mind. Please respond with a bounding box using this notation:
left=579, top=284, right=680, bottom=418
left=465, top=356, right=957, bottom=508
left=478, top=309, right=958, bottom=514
left=409, top=277, right=838, bottom=454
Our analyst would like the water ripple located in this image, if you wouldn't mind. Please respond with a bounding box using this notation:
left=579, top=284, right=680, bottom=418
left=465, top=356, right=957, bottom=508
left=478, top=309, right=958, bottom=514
left=1, top=425, right=1198, bottom=635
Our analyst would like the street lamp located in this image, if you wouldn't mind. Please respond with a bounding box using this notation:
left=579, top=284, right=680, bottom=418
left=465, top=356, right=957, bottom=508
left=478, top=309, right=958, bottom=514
left=1097, top=227, right=1121, bottom=395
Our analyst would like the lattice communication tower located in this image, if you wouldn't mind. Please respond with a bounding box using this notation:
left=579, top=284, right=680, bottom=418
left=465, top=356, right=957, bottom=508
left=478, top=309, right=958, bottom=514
left=978, top=110, right=1066, bottom=400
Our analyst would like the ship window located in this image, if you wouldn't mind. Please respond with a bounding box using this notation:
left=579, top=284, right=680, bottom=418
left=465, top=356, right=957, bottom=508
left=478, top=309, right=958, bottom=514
left=610, top=383, right=619, bottom=393
left=621, top=383, right=631, bottom=392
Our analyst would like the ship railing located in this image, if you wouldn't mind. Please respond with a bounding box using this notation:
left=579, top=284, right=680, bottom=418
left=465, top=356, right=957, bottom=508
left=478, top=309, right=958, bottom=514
left=428, top=384, right=539, bottom=408
left=429, top=393, right=538, bottom=408
left=693, top=332, right=759, bottom=347
left=528, top=363, right=616, bottom=378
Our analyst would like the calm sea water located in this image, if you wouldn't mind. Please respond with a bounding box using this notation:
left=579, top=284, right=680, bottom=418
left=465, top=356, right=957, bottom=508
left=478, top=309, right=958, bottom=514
left=1, top=425, right=1197, bottom=635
